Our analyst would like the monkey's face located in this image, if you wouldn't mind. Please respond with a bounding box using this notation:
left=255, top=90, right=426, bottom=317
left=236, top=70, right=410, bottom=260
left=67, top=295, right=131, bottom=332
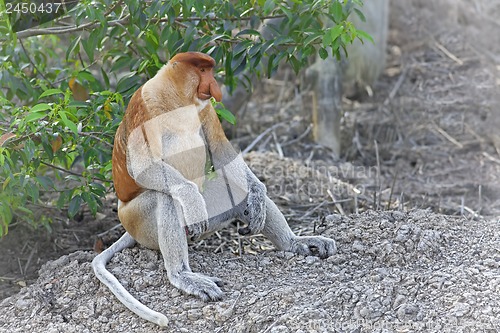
left=196, top=66, right=222, bottom=102
left=168, top=52, right=222, bottom=108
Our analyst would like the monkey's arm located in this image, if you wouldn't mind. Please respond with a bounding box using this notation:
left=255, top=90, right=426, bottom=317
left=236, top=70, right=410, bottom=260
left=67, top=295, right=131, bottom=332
left=200, top=106, right=267, bottom=234
left=125, top=123, right=208, bottom=229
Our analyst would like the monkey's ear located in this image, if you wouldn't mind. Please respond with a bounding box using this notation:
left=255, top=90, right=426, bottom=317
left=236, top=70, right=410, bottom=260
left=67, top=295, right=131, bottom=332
left=170, top=52, right=216, bottom=68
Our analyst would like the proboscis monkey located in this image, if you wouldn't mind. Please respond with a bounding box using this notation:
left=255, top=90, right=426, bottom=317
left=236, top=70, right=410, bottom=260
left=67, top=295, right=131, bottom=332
left=92, top=52, right=336, bottom=327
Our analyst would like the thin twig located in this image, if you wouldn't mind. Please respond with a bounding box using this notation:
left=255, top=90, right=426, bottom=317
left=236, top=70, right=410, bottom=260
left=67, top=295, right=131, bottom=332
left=16, top=11, right=286, bottom=39
left=80, top=132, right=113, bottom=148
left=282, top=124, right=312, bottom=147
left=275, top=69, right=290, bottom=108
left=327, top=189, right=345, bottom=215
left=96, top=224, right=123, bottom=238
left=237, top=221, right=242, bottom=257
left=433, top=123, right=463, bottom=148
left=383, top=68, right=407, bottom=106
left=40, top=161, right=108, bottom=183
left=104, top=0, right=124, bottom=17
left=23, top=243, right=38, bottom=277
left=386, top=169, right=398, bottom=211
left=18, top=39, right=54, bottom=88
left=17, top=256, right=24, bottom=276
left=242, top=122, right=286, bottom=155
left=482, top=152, right=500, bottom=165
left=434, top=41, right=464, bottom=65
left=17, top=15, right=130, bottom=38
left=271, top=131, right=284, bottom=158
left=374, top=140, right=381, bottom=210
left=301, top=201, right=327, bottom=219
left=263, top=318, right=280, bottom=333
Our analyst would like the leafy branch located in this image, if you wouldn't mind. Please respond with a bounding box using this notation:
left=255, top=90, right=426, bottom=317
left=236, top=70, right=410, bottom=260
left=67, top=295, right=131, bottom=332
left=0, top=0, right=370, bottom=236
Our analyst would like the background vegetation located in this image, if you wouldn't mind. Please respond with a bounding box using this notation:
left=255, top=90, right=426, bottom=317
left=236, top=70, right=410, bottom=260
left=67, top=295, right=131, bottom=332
left=0, top=0, right=369, bottom=236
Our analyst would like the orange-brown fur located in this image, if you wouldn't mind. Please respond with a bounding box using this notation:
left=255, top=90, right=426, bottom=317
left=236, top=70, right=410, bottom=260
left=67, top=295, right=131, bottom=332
left=112, top=52, right=222, bottom=204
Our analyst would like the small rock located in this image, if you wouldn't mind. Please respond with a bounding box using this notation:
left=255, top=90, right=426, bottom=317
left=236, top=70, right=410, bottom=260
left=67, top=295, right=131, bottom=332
left=14, top=298, right=31, bottom=311
left=450, top=302, right=471, bottom=317
left=187, top=309, right=202, bottom=321
left=397, top=303, right=419, bottom=321
left=393, top=295, right=407, bottom=309
left=326, top=214, right=343, bottom=224
left=305, top=256, right=319, bottom=264
left=352, top=240, right=365, bottom=252
left=270, top=325, right=290, bottom=333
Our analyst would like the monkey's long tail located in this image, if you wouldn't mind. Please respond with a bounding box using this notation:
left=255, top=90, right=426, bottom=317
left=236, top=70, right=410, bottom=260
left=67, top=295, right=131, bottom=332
left=91, top=232, right=169, bottom=327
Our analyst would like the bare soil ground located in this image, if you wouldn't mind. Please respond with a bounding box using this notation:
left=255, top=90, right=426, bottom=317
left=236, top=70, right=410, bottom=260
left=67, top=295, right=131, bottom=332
left=1, top=0, right=500, bottom=332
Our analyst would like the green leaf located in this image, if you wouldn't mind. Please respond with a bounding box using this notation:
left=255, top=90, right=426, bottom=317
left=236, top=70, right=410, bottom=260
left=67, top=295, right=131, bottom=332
left=235, top=29, right=261, bottom=38
left=233, top=40, right=251, bottom=56
left=26, top=181, right=40, bottom=203
left=66, top=36, right=81, bottom=61
left=25, top=112, right=47, bottom=122
left=36, top=176, right=54, bottom=190
left=267, top=53, right=276, bottom=78
left=303, top=33, right=322, bottom=48
left=354, top=8, right=366, bottom=22
left=116, top=75, right=140, bottom=94
left=356, top=29, right=374, bottom=44
left=0, top=203, right=13, bottom=236
left=215, top=106, right=237, bottom=125
left=90, top=182, right=107, bottom=196
left=77, top=71, right=96, bottom=83
left=330, top=25, right=344, bottom=42
left=231, top=52, right=246, bottom=73
left=68, top=101, right=88, bottom=108
left=288, top=55, right=301, bottom=74
left=82, top=35, right=97, bottom=63
left=331, top=1, right=344, bottom=22
left=82, top=192, right=98, bottom=215
left=68, top=194, right=82, bottom=218
left=100, top=68, right=110, bottom=88
left=39, top=89, right=63, bottom=99
left=263, top=0, right=275, bottom=15
left=30, top=103, right=51, bottom=112
left=110, top=56, right=134, bottom=72
left=323, top=28, right=333, bottom=47
left=58, top=111, right=79, bottom=134
left=248, top=43, right=262, bottom=57
left=319, top=47, right=329, bottom=60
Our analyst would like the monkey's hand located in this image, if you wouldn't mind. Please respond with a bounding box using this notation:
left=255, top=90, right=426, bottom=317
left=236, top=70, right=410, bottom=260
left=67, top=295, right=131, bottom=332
left=238, top=176, right=267, bottom=236
left=171, top=183, right=209, bottom=239
left=287, top=236, right=336, bottom=259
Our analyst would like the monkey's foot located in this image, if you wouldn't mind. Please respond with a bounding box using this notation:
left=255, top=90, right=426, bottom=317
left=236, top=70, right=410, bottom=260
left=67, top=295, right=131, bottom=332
left=169, top=271, right=224, bottom=301
left=288, top=236, right=336, bottom=259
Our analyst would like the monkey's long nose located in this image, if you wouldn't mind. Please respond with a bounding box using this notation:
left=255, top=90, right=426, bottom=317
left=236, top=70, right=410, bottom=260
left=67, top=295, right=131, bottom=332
left=209, top=81, right=222, bottom=102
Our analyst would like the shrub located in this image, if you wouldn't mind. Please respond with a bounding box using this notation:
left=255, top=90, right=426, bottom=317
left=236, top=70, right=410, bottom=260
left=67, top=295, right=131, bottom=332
left=0, top=0, right=370, bottom=235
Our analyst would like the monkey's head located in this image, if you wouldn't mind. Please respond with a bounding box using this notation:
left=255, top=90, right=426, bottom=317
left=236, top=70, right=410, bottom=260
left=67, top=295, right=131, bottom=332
left=167, top=52, right=222, bottom=106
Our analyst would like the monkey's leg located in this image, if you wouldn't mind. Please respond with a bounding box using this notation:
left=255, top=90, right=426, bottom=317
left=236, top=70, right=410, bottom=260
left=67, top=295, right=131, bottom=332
left=92, top=232, right=170, bottom=327
left=262, top=197, right=336, bottom=258
left=153, top=191, right=224, bottom=301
